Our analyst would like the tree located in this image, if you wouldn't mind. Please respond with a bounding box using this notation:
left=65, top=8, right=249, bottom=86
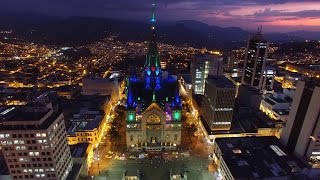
left=181, top=114, right=187, bottom=122
left=184, top=123, right=197, bottom=144
left=115, top=105, right=126, bottom=117
left=109, top=126, right=121, bottom=146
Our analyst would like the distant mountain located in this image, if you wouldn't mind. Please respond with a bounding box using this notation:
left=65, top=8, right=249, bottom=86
left=287, top=31, right=320, bottom=41
left=0, top=13, right=317, bottom=50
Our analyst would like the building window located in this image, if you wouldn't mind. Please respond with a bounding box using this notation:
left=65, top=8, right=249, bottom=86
left=130, top=135, right=133, bottom=141
left=174, top=134, right=178, bottom=140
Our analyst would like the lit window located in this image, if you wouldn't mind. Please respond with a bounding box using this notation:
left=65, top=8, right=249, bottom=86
left=36, top=133, right=41, bottom=137
left=29, top=152, right=34, bottom=156
left=41, top=133, right=46, bottom=137
left=0, top=134, right=4, bottom=139
left=5, top=134, right=10, bottom=138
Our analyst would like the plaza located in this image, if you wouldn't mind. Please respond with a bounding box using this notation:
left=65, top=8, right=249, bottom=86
left=85, top=152, right=214, bottom=180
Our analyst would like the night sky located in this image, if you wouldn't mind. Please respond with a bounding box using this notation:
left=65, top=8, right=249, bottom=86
left=1, top=0, right=320, bottom=32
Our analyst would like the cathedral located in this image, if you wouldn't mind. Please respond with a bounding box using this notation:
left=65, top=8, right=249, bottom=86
left=125, top=3, right=182, bottom=151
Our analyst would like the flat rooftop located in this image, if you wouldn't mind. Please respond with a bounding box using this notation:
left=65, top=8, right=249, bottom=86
left=207, top=76, right=235, bottom=88
left=70, top=143, right=90, bottom=158
left=0, top=109, right=62, bottom=131
left=268, top=96, right=287, bottom=104
left=216, top=136, right=307, bottom=179
left=67, top=116, right=103, bottom=135
left=273, top=109, right=290, bottom=116
left=181, top=74, right=192, bottom=84
left=200, top=116, right=245, bottom=136
left=0, top=108, right=50, bottom=122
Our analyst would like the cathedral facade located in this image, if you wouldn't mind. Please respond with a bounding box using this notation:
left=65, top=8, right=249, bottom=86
left=125, top=3, right=182, bottom=151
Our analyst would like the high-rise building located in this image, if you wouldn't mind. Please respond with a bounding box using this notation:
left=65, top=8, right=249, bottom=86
left=125, top=2, right=182, bottom=151
left=280, top=80, right=320, bottom=166
left=242, top=27, right=268, bottom=90
left=0, top=96, right=73, bottom=180
left=202, top=76, right=236, bottom=131
left=225, top=54, right=238, bottom=78
left=261, top=66, right=275, bottom=92
left=191, top=54, right=223, bottom=95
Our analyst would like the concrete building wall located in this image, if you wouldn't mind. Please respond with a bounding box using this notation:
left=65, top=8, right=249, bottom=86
left=296, top=86, right=320, bottom=159
left=280, top=81, right=305, bottom=147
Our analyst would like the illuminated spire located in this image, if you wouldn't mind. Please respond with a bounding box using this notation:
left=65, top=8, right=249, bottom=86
left=145, top=0, right=161, bottom=76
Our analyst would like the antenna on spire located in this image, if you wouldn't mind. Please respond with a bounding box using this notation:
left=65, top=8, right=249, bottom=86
left=151, top=1, right=156, bottom=23
left=258, top=25, right=263, bottom=34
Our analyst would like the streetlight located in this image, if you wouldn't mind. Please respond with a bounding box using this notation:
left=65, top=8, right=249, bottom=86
left=97, top=157, right=101, bottom=175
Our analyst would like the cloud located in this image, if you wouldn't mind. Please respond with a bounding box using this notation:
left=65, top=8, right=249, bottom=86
left=253, top=8, right=320, bottom=18
left=0, top=0, right=320, bottom=32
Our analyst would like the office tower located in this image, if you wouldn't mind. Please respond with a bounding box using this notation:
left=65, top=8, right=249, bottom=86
left=202, top=76, right=236, bottom=131
left=280, top=80, right=320, bottom=165
left=209, top=56, right=223, bottom=76
left=191, top=54, right=223, bottom=95
left=0, top=96, right=73, bottom=180
left=242, top=27, right=268, bottom=90
left=225, top=54, right=236, bottom=73
left=125, top=2, right=182, bottom=151
left=262, top=66, right=275, bottom=92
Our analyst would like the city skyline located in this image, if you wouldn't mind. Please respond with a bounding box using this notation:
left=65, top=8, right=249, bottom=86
left=0, top=1, right=320, bottom=179
left=1, top=0, right=320, bottom=32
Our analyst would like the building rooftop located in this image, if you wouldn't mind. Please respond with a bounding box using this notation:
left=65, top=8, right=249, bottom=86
left=181, top=74, right=192, bottom=84
left=70, top=143, right=90, bottom=158
left=268, top=96, right=287, bottom=104
left=67, top=115, right=103, bottom=135
left=207, top=75, right=235, bottom=88
left=192, top=94, right=203, bottom=107
left=273, top=109, right=290, bottom=116
left=0, top=109, right=63, bottom=131
left=192, top=54, right=220, bottom=60
left=0, top=107, right=50, bottom=122
left=216, top=136, right=307, bottom=179
left=200, top=116, right=245, bottom=135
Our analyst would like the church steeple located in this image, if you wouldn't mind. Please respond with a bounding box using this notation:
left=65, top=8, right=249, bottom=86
left=145, top=1, right=161, bottom=76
